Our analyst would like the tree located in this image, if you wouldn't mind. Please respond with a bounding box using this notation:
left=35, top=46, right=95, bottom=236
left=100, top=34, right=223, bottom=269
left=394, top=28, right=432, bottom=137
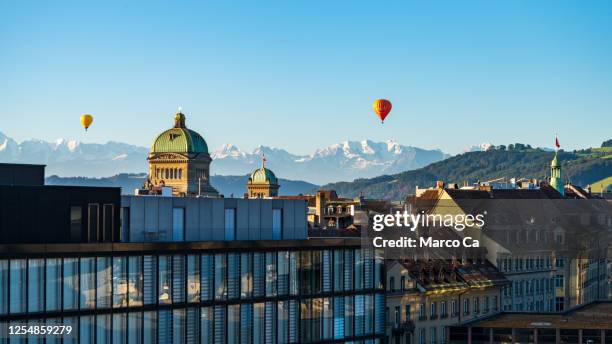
left=601, top=139, right=612, bottom=148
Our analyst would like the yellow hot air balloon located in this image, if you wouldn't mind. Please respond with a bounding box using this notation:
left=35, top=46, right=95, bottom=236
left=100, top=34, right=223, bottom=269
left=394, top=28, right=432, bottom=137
left=80, top=114, right=93, bottom=131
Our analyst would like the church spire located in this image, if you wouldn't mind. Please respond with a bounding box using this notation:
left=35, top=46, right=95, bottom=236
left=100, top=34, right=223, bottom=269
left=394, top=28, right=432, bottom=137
left=174, top=107, right=186, bottom=128
left=550, top=135, right=564, bottom=196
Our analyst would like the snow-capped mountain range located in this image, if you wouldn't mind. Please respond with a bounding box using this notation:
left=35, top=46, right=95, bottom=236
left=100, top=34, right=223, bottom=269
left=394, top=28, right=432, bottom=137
left=0, top=132, right=448, bottom=184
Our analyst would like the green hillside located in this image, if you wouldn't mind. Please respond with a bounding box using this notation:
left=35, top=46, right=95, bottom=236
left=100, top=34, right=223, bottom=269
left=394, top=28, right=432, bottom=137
left=321, top=145, right=612, bottom=200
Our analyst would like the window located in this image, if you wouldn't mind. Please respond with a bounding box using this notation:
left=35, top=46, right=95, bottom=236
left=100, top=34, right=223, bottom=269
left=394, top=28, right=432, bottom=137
left=394, top=306, right=400, bottom=325
left=463, top=298, right=470, bottom=315
left=28, top=259, right=44, bottom=313
left=10, top=260, right=26, bottom=314
left=224, top=208, right=236, bottom=240
left=401, top=276, right=406, bottom=291
left=474, top=297, right=480, bottom=314
left=100, top=205, right=112, bottom=242
left=555, top=274, right=564, bottom=288
left=63, top=258, right=79, bottom=310
left=172, top=207, right=185, bottom=241
left=45, top=258, right=61, bottom=311
left=71, top=206, right=83, bottom=242
left=484, top=296, right=490, bottom=313
left=419, top=303, right=426, bottom=320
left=88, top=204, right=99, bottom=242
left=430, top=327, right=436, bottom=344
left=451, top=300, right=458, bottom=316
left=430, top=302, right=437, bottom=318
left=555, top=297, right=565, bottom=311
left=272, top=208, right=282, bottom=239
left=405, top=304, right=411, bottom=321
left=440, top=301, right=447, bottom=317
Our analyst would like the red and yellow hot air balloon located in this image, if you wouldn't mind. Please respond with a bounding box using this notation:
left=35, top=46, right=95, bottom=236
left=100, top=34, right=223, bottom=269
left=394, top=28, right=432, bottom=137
left=372, top=99, right=392, bottom=123
left=80, top=114, right=93, bottom=131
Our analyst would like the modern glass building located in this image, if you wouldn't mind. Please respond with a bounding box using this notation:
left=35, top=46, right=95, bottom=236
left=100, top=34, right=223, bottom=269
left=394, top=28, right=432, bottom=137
left=0, top=167, right=386, bottom=343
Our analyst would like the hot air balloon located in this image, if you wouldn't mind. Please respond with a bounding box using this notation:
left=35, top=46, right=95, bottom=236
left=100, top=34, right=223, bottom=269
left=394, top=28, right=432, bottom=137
left=372, top=99, right=392, bottom=123
left=80, top=114, right=93, bottom=131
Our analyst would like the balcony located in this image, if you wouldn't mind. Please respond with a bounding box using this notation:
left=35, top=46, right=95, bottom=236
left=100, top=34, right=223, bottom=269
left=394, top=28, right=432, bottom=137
left=390, top=321, right=415, bottom=334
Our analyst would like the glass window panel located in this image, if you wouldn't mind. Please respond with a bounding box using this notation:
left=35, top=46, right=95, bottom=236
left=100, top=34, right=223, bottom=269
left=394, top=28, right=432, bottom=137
left=172, top=208, right=185, bottom=241
left=322, top=298, right=333, bottom=340
left=364, top=249, right=373, bottom=289
left=374, top=252, right=384, bottom=289
left=27, top=319, right=44, bottom=344
left=345, top=296, right=354, bottom=337
left=224, top=208, right=235, bottom=240
left=265, top=252, right=277, bottom=297
left=312, top=251, right=322, bottom=294
left=112, top=313, right=127, bottom=344
left=277, top=251, right=289, bottom=296
left=143, top=256, right=157, bottom=305
left=200, top=255, right=213, bottom=301
left=334, top=297, right=345, bottom=339
left=375, top=293, right=386, bottom=334
left=128, top=256, right=143, bottom=307
left=272, top=208, right=282, bottom=239
left=253, top=253, right=265, bottom=298
left=45, top=318, right=62, bottom=344
left=289, top=252, right=298, bottom=296
left=0, top=260, right=7, bottom=314
left=214, top=306, right=227, bottom=344
left=186, top=307, right=200, bottom=344
left=173, top=309, right=185, bottom=344
left=103, top=204, right=114, bottom=241
left=71, top=205, right=83, bottom=242
left=63, top=316, right=78, bottom=344
left=277, top=301, right=289, bottom=344
left=253, top=303, right=265, bottom=344
left=344, top=250, right=354, bottom=291
left=63, top=258, right=79, bottom=311
left=322, top=250, right=332, bottom=293
left=228, top=304, right=240, bottom=344
left=9, top=259, right=26, bottom=314
left=96, top=257, right=112, bottom=309
left=240, top=253, right=253, bottom=299
left=143, top=311, right=157, bottom=344
left=241, top=304, right=253, bottom=344
left=354, top=249, right=363, bottom=291
left=80, top=315, right=95, bottom=344
left=214, top=254, right=227, bottom=300
left=187, top=255, right=200, bottom=303
left=79, top=257, right=95, bottom=310
left=96, top=314, right=111, bottom=344
left=159, top=255, right=172, bottom=304
left=128, top=312, right=142, bottom=344
left=113, top=257, right=128, bottom=308
left=333, top=250, right=344, bottom=292
left=200, top=307, right=213, bottom=344
left=228, top=253, right=240, bottom=300
left=355, top=294, right=365, bottom=336
left=289, top=300, right=298, bottom=343
left=365, top=294, right=374, bottom=334
left=158, top=309, right=172, bottom=343
left=265, top=302, right=277, bottom=344
left=299, top=251, right=312, bottom=295
left=172, top=255, right=185, bottom=303
left=27, top=259, right=44, bottom=313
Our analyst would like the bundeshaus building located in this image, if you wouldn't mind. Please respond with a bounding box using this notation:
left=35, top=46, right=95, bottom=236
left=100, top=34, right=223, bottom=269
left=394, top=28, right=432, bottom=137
left=0, top=111, right=386, bottom=344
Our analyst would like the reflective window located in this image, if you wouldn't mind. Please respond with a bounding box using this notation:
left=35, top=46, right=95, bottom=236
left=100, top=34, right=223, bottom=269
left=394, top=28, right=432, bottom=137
left=241, top=304, right=253, bottom=343
left=265, top=301, right=277, bottom=344
left=45, top=258, right=61, bottom=312
left=80, top=315, right=95, bottom=344
left=228, top=304, right=240, bottom=344
left=63, top=258, right=79, bottom=311
left=128, top=256, right=143, bottom=307
left=241, top=253, right=253, bottom=299
left=10, top=259, right=26, bottom=313
left=0, top=260, right=7, bottom=314
left=112, top=313, right=126, bottom=344
left=201, top=255, right=213, bottom=301
left=96, top=314, right=111, bottom=344
left=143, top=311, right=157, bottom=344
left=79, top=257, right=96, bottom=309
left=214, top=306, right=227, bottom=344
left=333, top=250, right=344, bottom=292
left=96, top=257, right=112, bottom=309
left=266, top=252, right=277, bottom=297
left=224, top=208, right=236, bottom=240
left=277, top=251, right=289, bottom=295
left=214, top=254, right=227, bottom=300
left=253, top=303, right=265, bottom=344
left=28, top=258, right=44, bottom=313
left=172, top=255, right=185, bottom=303
left=128, top=312, right=142, bottom=344
left=158, top=256, right=172, bottom=304
left=172, top=208, right=185, bottom=241
left=272, top=208, right=282, bottom=239
left=253, top=253, right=265, bottom=298
left=200, top=307, right=213, bottom=344
left=187, top=255, right=200, bottom=303
left=228, top=254, right=240, bottom=300
left=143, top=256, right=157, bottom=305
left=113, top=257, right=127, bottom=307
left=173, top=309, right=186, bottom=344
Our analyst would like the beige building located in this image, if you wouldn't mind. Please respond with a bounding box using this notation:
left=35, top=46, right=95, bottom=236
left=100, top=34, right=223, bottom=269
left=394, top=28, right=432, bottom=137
left=386, top=260, right=506, bottom=344
left=246, top=159, right=280, bottom=198
left=146, top=110, right=218, bottom=197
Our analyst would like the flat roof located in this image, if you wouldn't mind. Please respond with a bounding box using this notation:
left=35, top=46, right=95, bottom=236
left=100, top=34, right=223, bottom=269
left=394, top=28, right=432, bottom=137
left=462, top=301, right=612, bottom=329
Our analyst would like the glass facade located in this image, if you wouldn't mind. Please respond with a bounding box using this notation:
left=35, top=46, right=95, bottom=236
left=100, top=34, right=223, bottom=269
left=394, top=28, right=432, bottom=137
left=0, top=247, right=384, bottom=344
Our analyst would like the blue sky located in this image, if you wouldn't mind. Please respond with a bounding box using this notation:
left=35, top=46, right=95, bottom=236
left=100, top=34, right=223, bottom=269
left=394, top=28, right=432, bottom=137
left=1, top=1, right=611, bottom=154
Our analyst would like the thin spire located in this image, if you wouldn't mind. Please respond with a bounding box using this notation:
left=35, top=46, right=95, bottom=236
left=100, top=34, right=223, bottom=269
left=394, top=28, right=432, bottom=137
left=261, top=154, right=267, bottom=168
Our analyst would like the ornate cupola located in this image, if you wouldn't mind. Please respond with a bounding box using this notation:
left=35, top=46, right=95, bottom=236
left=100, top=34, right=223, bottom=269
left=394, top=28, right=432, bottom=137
left=147, top=109, right=219, bottom=197
left=246, top=156, right=280, bottom=198
left=550, top=152, right=564, bottom=196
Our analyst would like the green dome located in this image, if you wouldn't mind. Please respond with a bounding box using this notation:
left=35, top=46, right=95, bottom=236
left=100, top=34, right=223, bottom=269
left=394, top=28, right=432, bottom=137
left=551, top=153, right=559, bottom=167
left=249, top=166, right=278, bottom=185
left=151, top=112, right=209, bottom=154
